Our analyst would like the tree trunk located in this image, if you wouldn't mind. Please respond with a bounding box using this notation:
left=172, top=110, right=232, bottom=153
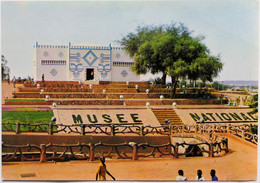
left=161, top=73, right=167, bottom=85
left=171, top=76, right=178, bottom=98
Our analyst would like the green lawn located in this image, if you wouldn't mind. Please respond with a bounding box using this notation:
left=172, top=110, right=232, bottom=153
left=6, top=99, right=45, bottom=102
left=2, top=111, right=54, bottom=123
left=2, top=111, right=55, bottom=132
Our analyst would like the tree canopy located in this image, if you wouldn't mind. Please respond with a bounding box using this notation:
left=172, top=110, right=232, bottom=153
left=119, top=23, right=223, bottom=97
left=1, top=55, right=10, bottom=81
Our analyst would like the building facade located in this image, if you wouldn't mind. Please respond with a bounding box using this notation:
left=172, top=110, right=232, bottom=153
left=33, top=42, right=140, bottom=82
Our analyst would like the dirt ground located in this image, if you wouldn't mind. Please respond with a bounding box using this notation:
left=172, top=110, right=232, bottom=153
left=1, top=81, right=24, bottom=105
left=2, top=134, right=258, bottom=182
left=1, top=82, right=258, bottom=182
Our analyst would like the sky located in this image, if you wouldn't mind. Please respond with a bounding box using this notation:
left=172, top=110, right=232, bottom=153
left=1, top=0, right=259, bottom=81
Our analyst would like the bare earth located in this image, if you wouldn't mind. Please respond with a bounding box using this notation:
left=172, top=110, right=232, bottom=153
left=1, top=82, right=258, bottom=181
left=2, top=134, right=257, bottom=181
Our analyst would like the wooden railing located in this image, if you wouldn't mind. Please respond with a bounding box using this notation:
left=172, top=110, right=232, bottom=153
left=3, top=122, right=257, bottom=143
left=169, top=123, right=258, bottom=145
left=2, top=122, right=170, bottom=136
left=2, top=137, right=228, bottom=162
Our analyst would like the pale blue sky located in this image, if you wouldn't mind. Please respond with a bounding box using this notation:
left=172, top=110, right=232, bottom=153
left=1, top=0, right=258, bottom=81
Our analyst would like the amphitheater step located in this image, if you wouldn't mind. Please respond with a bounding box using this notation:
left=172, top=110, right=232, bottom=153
left=152, top=108, right=183, bottom=125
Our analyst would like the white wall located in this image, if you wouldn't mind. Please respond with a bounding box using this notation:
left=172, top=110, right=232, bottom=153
left=111, top=48, right=140, bottom=81
left=35, top=44, right=69, bottom=81
left=68, top=46, right=111, bottom=81
left=34, top=43, right=140, bottom=82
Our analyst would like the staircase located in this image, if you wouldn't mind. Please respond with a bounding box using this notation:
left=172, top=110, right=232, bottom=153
left=152, top=108, right=183, bottom=125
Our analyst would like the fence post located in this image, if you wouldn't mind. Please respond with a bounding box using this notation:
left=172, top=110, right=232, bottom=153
left=132, top=142, right=138, bottom=160
left=241, top=130, right=245, bottom=139
left=209, top=131, right=212, bottom=139
left=174, top=143, right=179, bottom=158
left=49, top=122, right=53, bottom=135
left=209, top=143, right=214, bottom=157
left=81, top=124, right=85, bottom=136
left=228, top=124, right=231, bottom=134
left=89, top=143, right=95, bottom=161
left=225, top=138, right=229, bottom=153
left=40, top=144, right=47, bottom=163
left=111, top=124, right=115, bottom=136
left=140, top=126, right=144, bottom=136
left=169, top=124, right=172, bottom=136
left=16, top=122, right=20, bottom=134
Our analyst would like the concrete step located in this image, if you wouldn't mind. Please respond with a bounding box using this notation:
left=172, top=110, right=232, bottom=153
left=152, top=108, right=183, bottom=125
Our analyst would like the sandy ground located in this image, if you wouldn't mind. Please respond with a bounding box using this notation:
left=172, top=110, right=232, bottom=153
left=1, top=82, right=258, bottom=182
left=2, top=134, right=258, bottom=182
left=1, top=82, right=24, bottom=105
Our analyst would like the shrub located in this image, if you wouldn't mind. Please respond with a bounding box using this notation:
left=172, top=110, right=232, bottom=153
left=251, top=126, right=258, bottom=134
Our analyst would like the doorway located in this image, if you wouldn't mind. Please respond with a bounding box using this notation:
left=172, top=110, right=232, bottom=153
left=86, top=68, right=94, bottom=80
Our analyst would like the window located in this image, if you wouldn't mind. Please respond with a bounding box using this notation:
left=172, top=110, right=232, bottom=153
left=41, top=60, right=66, bottom=65
left=113, top=62, right=134, bottom=67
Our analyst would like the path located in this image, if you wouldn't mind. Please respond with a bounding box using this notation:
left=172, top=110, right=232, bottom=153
left=2, top=134, right=257, bottom=181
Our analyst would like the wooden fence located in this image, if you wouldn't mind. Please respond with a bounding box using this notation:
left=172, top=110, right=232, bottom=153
left=2, top=137, right=228, bottom=162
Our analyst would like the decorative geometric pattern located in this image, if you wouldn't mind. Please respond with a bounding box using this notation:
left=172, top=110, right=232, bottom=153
left=70, top=63, right=84, bottom=79
left=50, top=69, right=58, bottom=77
left=69, top=63, right=84, bottom=72
left=70, top=53, right=80, bottom=63
left=97, top=63, right=111, bottom=79
left=116, top=53, right=121, bottom=58
left=83, top=50, right=98, bottom=66
left=59, top=52, right=64, bottom=57
left=43, top=51, right=49, bottom=57
left=100, top=53, right=110, bottom=63
left=121, top=70, right=128, bottom=77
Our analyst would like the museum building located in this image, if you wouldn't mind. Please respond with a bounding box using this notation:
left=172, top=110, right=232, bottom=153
left=33, top=42, right=140, bottom=82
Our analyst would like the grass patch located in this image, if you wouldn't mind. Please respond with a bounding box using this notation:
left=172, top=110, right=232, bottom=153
left=2, top=107, right=51, bottom=112
left=6, top=99, right=45, bottom=102
left=2, top=111, right=54, bottom=123
left=2, top=111, right=55, bottom=132
left=15, top=107, right=40, bottom=111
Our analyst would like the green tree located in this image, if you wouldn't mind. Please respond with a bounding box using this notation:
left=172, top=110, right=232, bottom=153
left=120, top=25, right=168, bottom=84
left=120, top=23, right=223, bottom=97
left=190, top=56, right=222, bottom=84
left=1, top=55, right=10, bottom=80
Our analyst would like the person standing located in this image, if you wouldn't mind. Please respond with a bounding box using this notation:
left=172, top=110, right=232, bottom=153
left=96, top=156, right=115, bottom=181
left=7, top=74, right=10, bottom=85
left=12, top=76, right=16, bottom=88
left=195, top=169, right=205, bottom=181
left=42, top=74, right=45, bottom=82
left=176, top=169, right=187, bottom=181
left=210, top=169, right=218, bottom=181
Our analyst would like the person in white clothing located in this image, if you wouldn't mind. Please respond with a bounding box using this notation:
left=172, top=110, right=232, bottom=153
left=195, top=169, right=205, bottom=181
left=176, top=169, right=187, bottom=181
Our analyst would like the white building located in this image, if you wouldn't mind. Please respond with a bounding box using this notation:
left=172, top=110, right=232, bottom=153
left=33, top=42, right=140, bottom=82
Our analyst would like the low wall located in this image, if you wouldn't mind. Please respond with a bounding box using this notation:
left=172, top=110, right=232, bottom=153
left=2, top=134, right=170, bottom=147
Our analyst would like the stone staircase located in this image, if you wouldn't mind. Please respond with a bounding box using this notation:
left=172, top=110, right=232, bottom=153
left=4, top=81, right=224, bottom=106
left=152, top=108, right=183, bottom=125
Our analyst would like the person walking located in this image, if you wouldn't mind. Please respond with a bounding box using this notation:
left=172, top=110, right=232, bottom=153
left=96, top=156, right=115, bottom=181
left=195, top=169, right=205, bottom=181
left=176, top=169, right=187, bottom=181
left=210, top=169, right=218, bottom=181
